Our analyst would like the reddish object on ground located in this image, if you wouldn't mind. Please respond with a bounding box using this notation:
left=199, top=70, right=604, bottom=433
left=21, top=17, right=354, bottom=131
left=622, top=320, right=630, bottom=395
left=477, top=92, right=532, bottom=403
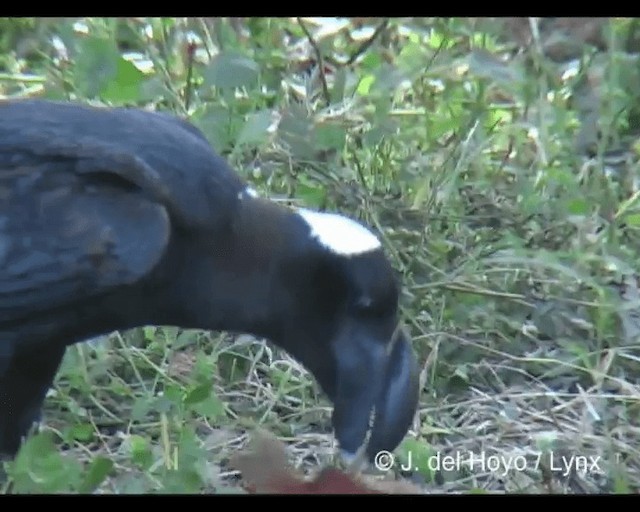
left=244, top=467, right=380, bottom=495
left=229, top=430, right=422, bottom=495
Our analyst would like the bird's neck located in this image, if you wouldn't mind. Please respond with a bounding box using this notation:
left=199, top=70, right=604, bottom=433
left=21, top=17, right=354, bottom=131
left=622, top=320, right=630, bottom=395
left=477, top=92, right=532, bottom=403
left=158, top=195, right=311, bottom=344
left=223, top=196, right=311, bottom=339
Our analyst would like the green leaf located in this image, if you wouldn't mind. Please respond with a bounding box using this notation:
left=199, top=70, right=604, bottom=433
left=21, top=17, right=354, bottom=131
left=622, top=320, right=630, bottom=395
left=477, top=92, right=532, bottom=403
left=79, top=456, right=114, bottom=493
left=142, top=326, right=156, bottom=341
left=356, top=74, right=376, bottom=96
left=567, top=197, right=590, bottom=215
left=193, top=105, right=235, bottom=153
left=153, top=394, right=177, bottom=414
left=296, top=182, right=326, bottom=208
left=397, top=41, right=427, bottom=73
left=174, top=330, right=198, bottom=350
left=129, top=435, right=153, bottom=470
left=533, top=432, right=558, bottom=452
left=467, top=49, right=522, bottom=86
left=203, top=51, right=259, bottom=89
left=183, top=382, right=212, bottom=405
left=625, top=213, right=640, bottom=226
left=193, top=394, right=226, bottom=421
left=372, top=63, right=408, bottom=94
left=360, top=52, right=381, bottom=71
left=278, top=108, right=316, bottom=159
left=8, top=432, right=83, bottom=492
left=612, top=466, right=631, bottom=494
left=74, top=36, right=119, bottom=98
left=315, top=124, right=346, bottom=151
left=235, top=109, right=273, bottom=148
left=69, top=423, right=94, bottom=442
left=193, top=353, right=217, bottom=381
left=131, top=396, right=151, bottom=422
left=102, top=57, right=146, bottom=103
left=363, top=119, right=397, bottom=147
left=330, top=67, right=347, bottom=102
left=138, top=75, right=166, bottom=102
left=453, top=365, right=470, bottom=382
left=426, top=29, right=454, bottom=50
left=160, top=468, right=204, bottom=493
left=397, top=438, right=436, bottom=481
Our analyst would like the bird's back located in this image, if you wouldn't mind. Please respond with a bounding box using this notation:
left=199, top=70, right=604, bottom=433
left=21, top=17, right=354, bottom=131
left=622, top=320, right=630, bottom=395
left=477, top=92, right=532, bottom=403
left=0, top=100, right=249, bottom=357
left=0, top=100, right=246, bottom=228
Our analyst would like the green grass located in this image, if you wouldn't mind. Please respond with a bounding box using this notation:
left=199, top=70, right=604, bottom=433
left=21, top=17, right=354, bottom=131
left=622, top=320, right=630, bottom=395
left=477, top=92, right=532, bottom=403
left=1, top=17, right=640, bottom=494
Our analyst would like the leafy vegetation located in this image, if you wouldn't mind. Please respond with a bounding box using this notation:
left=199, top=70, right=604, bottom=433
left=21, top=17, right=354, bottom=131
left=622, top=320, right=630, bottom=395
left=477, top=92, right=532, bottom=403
left=1, top=17, right=640, bottom=494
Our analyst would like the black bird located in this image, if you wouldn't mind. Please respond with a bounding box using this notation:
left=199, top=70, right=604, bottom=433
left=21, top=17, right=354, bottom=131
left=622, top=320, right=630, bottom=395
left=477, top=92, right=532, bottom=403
left=0, top=99, right=419, bottom=463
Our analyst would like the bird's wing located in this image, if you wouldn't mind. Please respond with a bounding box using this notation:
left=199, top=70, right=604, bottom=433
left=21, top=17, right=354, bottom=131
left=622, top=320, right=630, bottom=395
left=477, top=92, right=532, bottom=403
left=0, top=149, right=171, bottom=325
left=0, top=100, right=246, bottom=230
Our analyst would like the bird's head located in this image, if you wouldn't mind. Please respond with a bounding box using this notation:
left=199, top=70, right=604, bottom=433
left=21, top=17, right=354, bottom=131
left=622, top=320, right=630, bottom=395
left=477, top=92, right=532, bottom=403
left=170, top=180, right=420, bottom=465
left=256, top=205, right=420, bottom=463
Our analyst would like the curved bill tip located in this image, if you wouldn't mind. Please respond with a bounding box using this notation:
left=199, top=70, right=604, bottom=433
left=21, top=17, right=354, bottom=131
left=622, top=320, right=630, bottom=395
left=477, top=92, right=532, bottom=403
left=329, top=323, right=420, bottom=466
left=366, top=327, right=420, bottom=461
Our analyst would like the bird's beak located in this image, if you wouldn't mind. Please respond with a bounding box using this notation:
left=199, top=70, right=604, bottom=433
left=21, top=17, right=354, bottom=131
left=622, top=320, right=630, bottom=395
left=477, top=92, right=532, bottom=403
left=330, top=324, right=419, bottom=463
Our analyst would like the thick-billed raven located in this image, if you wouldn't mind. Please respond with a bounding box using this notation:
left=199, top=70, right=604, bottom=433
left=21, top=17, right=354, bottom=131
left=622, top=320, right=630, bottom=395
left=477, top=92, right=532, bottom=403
left=0, top=99, right=419, bottom=463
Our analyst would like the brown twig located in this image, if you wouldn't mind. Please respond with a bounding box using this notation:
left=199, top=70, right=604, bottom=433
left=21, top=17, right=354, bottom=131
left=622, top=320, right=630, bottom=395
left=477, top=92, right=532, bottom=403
left=184, top=41, right=196, bottom=112
left=345, top=19, right=389, bottom=66
left=296, top=18, right=331, bottom=107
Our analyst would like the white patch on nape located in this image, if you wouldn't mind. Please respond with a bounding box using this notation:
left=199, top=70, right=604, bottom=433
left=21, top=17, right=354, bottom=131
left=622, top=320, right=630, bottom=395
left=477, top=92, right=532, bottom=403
left=296, top=208, right=381, bottom=256
left=238, top=186, right=259, bottom=200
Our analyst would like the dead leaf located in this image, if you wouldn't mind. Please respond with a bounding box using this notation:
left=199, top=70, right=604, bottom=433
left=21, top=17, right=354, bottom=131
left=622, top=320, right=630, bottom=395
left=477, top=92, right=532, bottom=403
left=229, top=429, right=424, bottom=494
